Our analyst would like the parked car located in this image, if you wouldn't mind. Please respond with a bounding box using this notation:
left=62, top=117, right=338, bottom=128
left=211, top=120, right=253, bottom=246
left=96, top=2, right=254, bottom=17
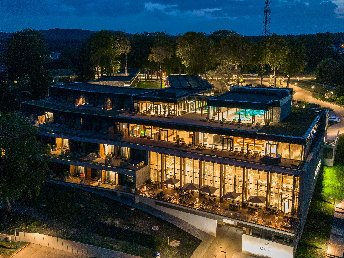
left=328, top=115, right=341, bottom=124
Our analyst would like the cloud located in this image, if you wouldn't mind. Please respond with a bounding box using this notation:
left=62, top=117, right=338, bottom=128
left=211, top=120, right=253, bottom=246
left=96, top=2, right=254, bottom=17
left=330, top=0, right=344, bottom=16
left=0, top=0, right=342, bottom=35
left=144, top=2, right=178, bottom=12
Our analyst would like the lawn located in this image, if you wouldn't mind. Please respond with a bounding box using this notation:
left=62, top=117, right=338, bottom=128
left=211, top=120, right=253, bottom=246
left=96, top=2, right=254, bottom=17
left=0, top=240, right=27, bottom=257
left=295, top=168, right=335, bottom=258
left=136, top=80, right=162, bottom=89
left=0, top=183, right=201, bottom=258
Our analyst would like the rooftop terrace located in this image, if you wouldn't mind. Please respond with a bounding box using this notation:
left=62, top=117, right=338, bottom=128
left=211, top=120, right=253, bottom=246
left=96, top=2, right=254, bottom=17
left=208, top=86, right=292, bottom=109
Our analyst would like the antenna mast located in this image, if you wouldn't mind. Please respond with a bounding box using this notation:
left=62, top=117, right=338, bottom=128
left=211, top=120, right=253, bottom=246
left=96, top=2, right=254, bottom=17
left=263, top=0, right=271, bottom=36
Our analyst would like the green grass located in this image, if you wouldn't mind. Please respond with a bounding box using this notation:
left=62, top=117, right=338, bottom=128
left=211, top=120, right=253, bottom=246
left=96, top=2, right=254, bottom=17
left=0, top=240, right=27, bottom=257
left=136, top=80, right=162, bottom=89
left=0, top=183, right=200, bottom=258
left=296, top=169, right=335, bottom=258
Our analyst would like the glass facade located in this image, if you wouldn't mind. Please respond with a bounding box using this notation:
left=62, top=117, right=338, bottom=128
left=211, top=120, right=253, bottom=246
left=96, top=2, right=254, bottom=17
left=149, top=151, right=299, bottom=215
left=121, top=123, right=304, bottom=161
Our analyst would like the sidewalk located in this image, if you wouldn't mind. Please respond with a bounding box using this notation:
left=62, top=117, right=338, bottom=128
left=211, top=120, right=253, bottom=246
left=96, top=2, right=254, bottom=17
left=327, top=201, right=344, bottom=258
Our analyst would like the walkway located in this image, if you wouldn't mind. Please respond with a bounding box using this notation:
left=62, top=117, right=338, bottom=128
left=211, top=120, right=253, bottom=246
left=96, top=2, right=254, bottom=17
left=12, top=243, right=76, bottom=258
left=327, top=201, right=344, bottom=258
left=197, top=224, right=255, bottom=258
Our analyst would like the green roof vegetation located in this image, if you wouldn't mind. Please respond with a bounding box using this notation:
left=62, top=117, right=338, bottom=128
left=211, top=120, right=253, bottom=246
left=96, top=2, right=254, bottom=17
left=258, top=108, right=320, bottom=137
left=136, top=80, right=162, bottom=89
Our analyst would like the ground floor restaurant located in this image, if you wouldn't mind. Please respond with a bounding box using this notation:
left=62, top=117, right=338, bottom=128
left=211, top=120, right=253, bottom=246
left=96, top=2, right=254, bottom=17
left=147, top=152, right=299, bottom=216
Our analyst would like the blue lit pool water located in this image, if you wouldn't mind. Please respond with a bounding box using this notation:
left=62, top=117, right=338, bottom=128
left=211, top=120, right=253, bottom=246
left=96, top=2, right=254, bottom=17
left=235, top=109, right=265, bottom=117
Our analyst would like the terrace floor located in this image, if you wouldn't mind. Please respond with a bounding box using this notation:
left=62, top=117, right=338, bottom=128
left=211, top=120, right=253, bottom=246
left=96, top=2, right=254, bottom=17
left=140, top=183, right=298, bottom=236
left=57, top=175, right=297, bottom=235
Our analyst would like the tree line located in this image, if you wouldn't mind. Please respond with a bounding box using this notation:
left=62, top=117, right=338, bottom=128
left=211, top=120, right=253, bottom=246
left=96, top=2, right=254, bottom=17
left=0, top=29, right=341, bottom=110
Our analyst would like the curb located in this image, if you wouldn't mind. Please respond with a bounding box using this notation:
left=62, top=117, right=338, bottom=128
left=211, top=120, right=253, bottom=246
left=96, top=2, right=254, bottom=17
left=9, top=242, right=30, bottom=258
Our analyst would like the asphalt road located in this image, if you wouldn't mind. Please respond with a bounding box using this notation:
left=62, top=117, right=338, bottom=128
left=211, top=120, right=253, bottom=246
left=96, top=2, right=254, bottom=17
left=245, top=77, right=344, bottom=141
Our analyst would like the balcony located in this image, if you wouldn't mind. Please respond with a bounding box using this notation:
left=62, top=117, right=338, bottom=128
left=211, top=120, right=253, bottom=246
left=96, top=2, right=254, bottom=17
left=49, top=150, right=146, bottom=176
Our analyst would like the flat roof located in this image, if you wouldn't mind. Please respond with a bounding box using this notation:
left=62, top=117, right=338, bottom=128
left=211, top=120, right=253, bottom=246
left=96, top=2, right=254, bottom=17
left=133, top=75, right=212, bottom=102
left=134, top=88, right=204, bottom=103
left=168, top=75, right=213, bottom=90
left=52, top=83, right=154, bottom=96
left=208, top=86, right=292, bottom=109
left=94, top=69, right=139, bottom=82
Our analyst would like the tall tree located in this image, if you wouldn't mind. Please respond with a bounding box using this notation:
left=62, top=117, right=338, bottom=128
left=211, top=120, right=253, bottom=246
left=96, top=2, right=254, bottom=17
left=282, top=39, right=306, bottom=87
left=176, top=32, right=212, bottom=75
left=113, top=32, right=131, bottom=75
left=4, top=29, right=51, bottom=99
left=251, top=41, right=267, bottom=86
left=216, top=32, right=252, bottom=81
left=264, top=35, right=289, bottom=87
left=148, top=44, right=173, bottom=88
left=0, top=113, right=49, bottom=212
left=88, top=30, right=120, bottom=77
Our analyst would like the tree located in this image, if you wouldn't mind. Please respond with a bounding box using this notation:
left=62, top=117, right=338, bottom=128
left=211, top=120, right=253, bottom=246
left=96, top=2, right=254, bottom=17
left=264, top=35, right=289, bottom=87
left=215, top=32, right=252, bottom=82
left=148, top=45, right=173, bottom=88
left=282, top=39, right=306, bottom=87
left=316, top=58, right=340, bottom=85
left=88, top=31, right=120, bottom=78
left=176, top=32, right=212, bottom=75
left=113, top=32, right=131, bottom=75
left=0, top=113, right=49, bottom=212
left=252, top=41, right=267, bottom=86
left=4, top=29, right=51, bottom=99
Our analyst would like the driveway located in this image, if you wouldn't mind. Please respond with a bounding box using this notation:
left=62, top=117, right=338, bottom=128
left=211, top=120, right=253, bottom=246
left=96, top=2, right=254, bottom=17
left=12, top=243, right=77, bottom=258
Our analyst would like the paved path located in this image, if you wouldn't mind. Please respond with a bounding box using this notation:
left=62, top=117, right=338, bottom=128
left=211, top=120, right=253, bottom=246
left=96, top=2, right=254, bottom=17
left=327, top=201, right=344, bottom=258
left=12, top=243, right=77, bottom=258
left=199, top=224, right=254, bottom=258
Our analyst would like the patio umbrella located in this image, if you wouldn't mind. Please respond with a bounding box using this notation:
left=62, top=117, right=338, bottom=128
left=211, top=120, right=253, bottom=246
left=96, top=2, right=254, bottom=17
left=164, top=178, right=180, bottom=185
left=182, top=183, right=199, bottom=191
left=248, top=195, right=266, bottom=204
left=199, top=185, right=218, bottom=195
left=222, top=192, right=241, bottom=200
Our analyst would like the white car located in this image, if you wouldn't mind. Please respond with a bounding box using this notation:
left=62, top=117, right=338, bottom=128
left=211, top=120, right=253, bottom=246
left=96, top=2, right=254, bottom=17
left=329, top=115, right=341, bottom=123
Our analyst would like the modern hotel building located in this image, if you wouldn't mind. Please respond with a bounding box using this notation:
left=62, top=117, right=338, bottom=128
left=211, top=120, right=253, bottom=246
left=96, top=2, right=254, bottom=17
left=22, top=75, right=327, bottom=257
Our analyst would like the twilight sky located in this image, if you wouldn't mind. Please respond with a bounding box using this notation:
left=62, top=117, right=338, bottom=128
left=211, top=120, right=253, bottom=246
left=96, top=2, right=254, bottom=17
left=0, top=0, right=343, bottom=35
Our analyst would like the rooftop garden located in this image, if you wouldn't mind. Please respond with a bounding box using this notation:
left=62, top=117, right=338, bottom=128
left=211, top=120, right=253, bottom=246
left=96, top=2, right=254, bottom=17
left=136, top=80, right=163, bottom=89
left=258, top=108, right=320, bottom=137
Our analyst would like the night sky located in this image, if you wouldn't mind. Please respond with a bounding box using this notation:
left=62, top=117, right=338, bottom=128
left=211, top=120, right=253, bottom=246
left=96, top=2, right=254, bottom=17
left=0, top=0, right=343, bottom=35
